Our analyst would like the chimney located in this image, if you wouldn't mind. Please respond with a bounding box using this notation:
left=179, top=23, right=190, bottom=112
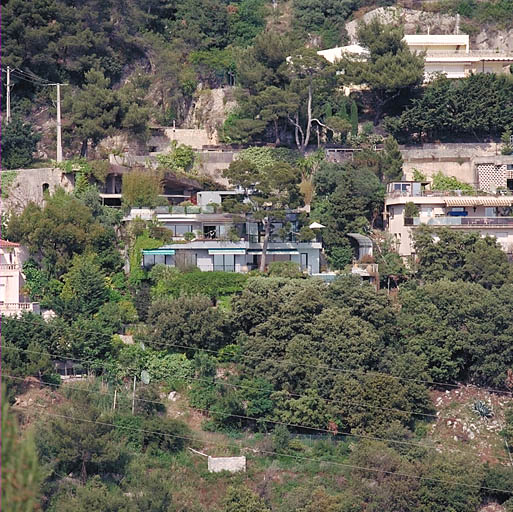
left=455, top=14, right=460, bottom=34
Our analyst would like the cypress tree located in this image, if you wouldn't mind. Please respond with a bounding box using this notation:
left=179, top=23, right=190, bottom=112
left=336, top=97, right=349, bottom=121
left=350, top=100, right=358, bottom=135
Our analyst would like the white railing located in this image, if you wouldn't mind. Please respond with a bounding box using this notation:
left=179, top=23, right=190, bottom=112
left=0, top=264, right=19, bottom=270
left=0, top=302, right=39, bottom=313
left=423, top=50, right=513, bottom=57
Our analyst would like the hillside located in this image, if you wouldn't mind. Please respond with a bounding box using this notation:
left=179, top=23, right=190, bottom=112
left=2, top=0, right=512, bottom=162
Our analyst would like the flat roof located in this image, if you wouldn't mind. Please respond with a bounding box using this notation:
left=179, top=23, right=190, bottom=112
left=404, top=34, right=469, bottom=45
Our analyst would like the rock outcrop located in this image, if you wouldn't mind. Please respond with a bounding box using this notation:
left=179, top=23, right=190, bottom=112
left=346, top=7, right=513, bottom=51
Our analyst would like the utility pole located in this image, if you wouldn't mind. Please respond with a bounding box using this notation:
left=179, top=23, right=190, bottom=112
left=131, top=375, right=136, bottom=415
left=56, top=83, right=63, bottom=162
left=6, top=66, right=11, bottom=125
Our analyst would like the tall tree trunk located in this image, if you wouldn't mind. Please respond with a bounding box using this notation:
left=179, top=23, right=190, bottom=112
left=274, top=119, right=280, bottom=145
left=294, top=114, right=301, bottom=150
left=80, top=139, right=88, bottom=157
left=302, top=84, right=313, bottom=152
left=259, top=217, right=271, bottom=272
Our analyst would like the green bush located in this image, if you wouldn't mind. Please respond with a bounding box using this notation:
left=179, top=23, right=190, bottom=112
left=431, top=172, right=474, bottom=193
left=404, top=202, right=419, bottom=218
left=266, top=261, right=305, bottom=278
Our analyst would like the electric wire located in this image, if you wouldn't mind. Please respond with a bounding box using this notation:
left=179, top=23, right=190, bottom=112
left=5, top=315, right=513, bottom=396
left=5, top=371, right=513, bottom=464
left=0, top=343, right=493, bottom=424
left=14, top=407, right=513, bottom=496
left=9, top=372, right=502, bottom=460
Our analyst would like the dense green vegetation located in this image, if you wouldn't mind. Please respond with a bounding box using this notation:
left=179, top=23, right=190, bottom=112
left=385, top=73, right=513, bottom=142
left=3, top=183, right=513, bottom=508
left=3, top=1, right=513, bottom=510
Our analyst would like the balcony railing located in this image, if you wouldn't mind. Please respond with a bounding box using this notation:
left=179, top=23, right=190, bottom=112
left=412, top=216, right=513, bottom=226
left=0, top=302, right=40, bottom=315
left=0, top=263, right=19, bottom=270
left=422, top=50, right=513, bottom=58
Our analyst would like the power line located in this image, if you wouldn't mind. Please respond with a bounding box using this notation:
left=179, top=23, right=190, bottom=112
left=8, top=70, right=49, bottom=86
left=0, top=343, right=484, bottom=424
left=13, top=67, right=53, bottom=84
left=15, top=407, right=513, bottom=496
left=5, top=315, right=513, bottom=396
left=10, top=372, right=500, bottom=461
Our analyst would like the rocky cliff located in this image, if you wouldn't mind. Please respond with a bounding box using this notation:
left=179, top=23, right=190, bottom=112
left=346, top=6, right=513, bottom=51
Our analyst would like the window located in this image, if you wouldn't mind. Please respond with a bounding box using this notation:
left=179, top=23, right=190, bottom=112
left=171, top=225, right=193, bottom=237
left=213, top=254, right=235, bottom=272
left=300, top=253, right=308, bottom=271
left=485, top=207, right=496, bottom=217
left=203, top=225, right=217, bottom=239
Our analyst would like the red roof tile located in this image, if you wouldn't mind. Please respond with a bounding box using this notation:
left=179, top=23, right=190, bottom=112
left=0, top=239, right=20, bottom=247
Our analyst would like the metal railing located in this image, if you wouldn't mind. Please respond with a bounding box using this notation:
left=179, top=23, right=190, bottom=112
left=387, top=189, right=511, bottom=198
left=423, top=50, right=513, bottom=57
left=412, top=216, right=513, bottom=226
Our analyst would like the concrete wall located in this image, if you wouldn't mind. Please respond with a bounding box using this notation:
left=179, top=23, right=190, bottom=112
left=163, top=128, right=213, bottom=149
left=207, top=456, right=246, bottom=473
left=196, top=151, right=238, bottom=186
left=401, top=143, right=503, bottom=185
left=0, top=168, right=74, bottom=213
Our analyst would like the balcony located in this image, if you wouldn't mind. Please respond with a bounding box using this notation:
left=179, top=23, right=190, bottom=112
left=0, top=302, right=40, bottom=316
left=0, top=263, right=19, bottom=271
left=423, top=50, right=513, bottom=58
left=412, top=216, right=513, bottom=227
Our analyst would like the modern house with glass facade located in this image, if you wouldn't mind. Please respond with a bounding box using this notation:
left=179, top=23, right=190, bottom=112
left=125, top=205, right=322, bottom=274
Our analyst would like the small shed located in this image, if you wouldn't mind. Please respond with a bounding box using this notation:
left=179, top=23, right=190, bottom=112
left=207, top=456, right=246, bottom=473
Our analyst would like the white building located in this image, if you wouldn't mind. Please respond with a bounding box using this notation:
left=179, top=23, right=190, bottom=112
left=318, top=34, right=513, bottom=80
left=125, top=204, right=323, bottom=275
left=142, top=240, right=322, bottom=274
left=0, top=240, right=40, bottom=317
left=384, top=181, right=513, bottom=257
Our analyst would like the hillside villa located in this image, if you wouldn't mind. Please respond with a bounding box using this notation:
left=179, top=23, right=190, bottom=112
left=318, top=34, right=513, bottom=81
left=0, top=240, right=40, bottom=317
left=384, top=181, right=513, bottom=257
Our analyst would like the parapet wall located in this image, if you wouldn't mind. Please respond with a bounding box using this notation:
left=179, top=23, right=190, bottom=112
left=400, top=142, right=503, bottom=185
left=0, top=168, right=74, bottom=213
left=164, top=128, right=213, bottom=149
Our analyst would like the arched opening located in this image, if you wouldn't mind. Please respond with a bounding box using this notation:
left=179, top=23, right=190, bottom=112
left=42, top=183, right=50, bottom=195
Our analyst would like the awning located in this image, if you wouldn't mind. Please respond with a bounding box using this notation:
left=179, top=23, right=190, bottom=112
left=247, top=249, right=299, bottom=255
left=444, top=197, right=513, bottom=207
left=142, top=249, right=176, bottom=255
left=208, top=249, right=246, bottom=255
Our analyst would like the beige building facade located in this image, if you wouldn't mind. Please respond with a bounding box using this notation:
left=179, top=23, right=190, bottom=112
left=384, top=182, right=513, bottom=257
left=0, top=240, right=40, bottom=317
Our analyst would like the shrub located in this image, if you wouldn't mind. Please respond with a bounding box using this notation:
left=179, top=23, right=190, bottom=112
left=404, top=202, right=420, bottom=218
left=266, top=261, right=305, bottom=278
